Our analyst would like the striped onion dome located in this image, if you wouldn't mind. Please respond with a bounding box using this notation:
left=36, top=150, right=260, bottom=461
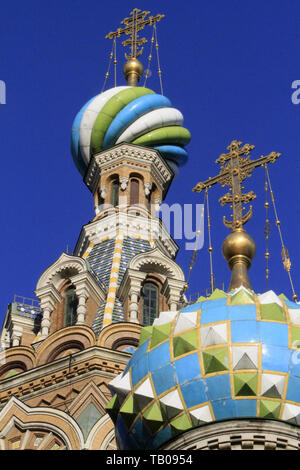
left=71, top=86, right=191, bottom=177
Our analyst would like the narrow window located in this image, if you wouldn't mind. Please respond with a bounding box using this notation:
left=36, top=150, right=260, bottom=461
left=142, top=283, right=159, bottom=326
left=130, top=178, right=139, bottom=205
left=64, top=288, right=78, bottom=327
left=111, top=179, right=119, bottom=207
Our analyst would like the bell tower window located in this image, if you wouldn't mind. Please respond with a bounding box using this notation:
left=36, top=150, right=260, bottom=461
left=130, top=178, right=139, bottom=205
left=142, top=282, right=159, bottom=326
left=64, top=288, right=78, bottom=327
left=111, top=179, right=119, bottom=207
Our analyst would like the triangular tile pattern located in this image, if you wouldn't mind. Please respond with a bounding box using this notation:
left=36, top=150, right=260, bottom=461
left=170, top=413, right=193, bottom=434
left=258, top=291, right=283, bottom=307
left=142, top=402, right=164, bottom=434
left=206, top=289, right=227, bottom=301
left=159, top=389, right=184, bottom=420
left=259, top=400, right=281, bottom=419
left=230, top=286, right=255, bottom=305
left=261, top=374, right=285, bottom=399
left=150, top=323, right=172, bottom=348
left=203, top=347, right=229, bottom=374
left=106, top=394, right=121, bottom=421
left=234, top=373, right=258, bottom=396
left=120, top=395, right=138, bottom=428
left=232, top=345, right=258, bottom=370
left=282, top=403, right=300, bottom=424
left=134, top=378, right=155, bottom=411
left=260, top=303, right=286, bottom=322
left=174, top=311, right=198, bottom=335
left=189, top=405, right=213, bottom=425
left=109, top=371, right=131, bottom=398
left=173, top=330, right=198, bottom=358
left=139, top=326, right=153, bottom=346
left=153, top=311, right=178, bottom=327
left=200, top=323, right=227, bottom=348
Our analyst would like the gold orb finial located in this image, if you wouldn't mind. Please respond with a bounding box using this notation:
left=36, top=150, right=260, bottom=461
left=222, top=229, right=256, bottom=290
left=123, top=57, right=144, bottom=86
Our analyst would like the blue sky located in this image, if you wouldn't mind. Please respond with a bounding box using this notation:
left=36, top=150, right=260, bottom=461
left=1, top=0, right=300, bottom=324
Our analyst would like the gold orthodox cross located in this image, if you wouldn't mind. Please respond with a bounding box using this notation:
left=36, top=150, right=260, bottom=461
left=193, top=140, right=281, bottom=230
left=106, top=8, right=165, bottom=59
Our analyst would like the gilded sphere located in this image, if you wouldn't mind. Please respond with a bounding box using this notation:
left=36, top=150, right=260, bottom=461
left=123, top=58, right=144, bottom=78
left=222, top=230, right=256, bottom=262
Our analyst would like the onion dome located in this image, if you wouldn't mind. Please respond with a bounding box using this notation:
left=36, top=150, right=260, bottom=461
left=71, top=86, right=191, bottom=177
left=107, top=286, right=300, bottom=450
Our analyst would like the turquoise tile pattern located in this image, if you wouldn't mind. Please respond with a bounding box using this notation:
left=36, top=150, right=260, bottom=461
left=106, top=287, right=300, bottom=450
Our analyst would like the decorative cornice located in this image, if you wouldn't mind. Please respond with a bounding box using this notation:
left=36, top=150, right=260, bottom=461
left=74, top=212, right=178, bottom=259
left=84, top=143, right=173, bottom=196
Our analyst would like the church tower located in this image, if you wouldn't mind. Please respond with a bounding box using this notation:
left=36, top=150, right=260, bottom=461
left=0, top=9, right=190, bottom=450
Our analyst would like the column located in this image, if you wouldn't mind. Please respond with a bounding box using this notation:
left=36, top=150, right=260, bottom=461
left=76, top=287, right=88, bottom=325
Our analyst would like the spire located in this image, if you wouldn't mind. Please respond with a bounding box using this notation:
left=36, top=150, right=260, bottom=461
left=106, top=8, right=165, bottom=86
left=193, top=140, right=281, bottom=291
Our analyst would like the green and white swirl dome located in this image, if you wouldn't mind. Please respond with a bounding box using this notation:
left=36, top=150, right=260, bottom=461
left=71, top=86, right=191, bottom=177
left=106, top=286, right=300, bottom=450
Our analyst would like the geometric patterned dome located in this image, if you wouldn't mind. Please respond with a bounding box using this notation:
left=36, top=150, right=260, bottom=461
left=71, top=86, right=191, bottom=177
left=106, top=286, right=300, bottom=450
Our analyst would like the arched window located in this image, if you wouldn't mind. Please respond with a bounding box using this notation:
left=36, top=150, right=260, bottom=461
left=64, top=288, right=78, bottom=327
left=142, top=282, right=159, bottom=326
left=130, top=178, right=139, bottom=205
left=111, top=179, right=119, bottom=207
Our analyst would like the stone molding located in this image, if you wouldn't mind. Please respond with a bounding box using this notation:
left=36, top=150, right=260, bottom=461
left=74, top=212, right=178, bottom=259
left=84, top=143, right=173, bottom=196
left=161, top=418, right=300, bottom=450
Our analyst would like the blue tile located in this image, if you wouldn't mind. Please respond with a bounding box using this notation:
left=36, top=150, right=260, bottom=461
left=228, top=305, right=257, bottom=321
left=148, top=342, right=171, bottom=372
left=211, top=399, right=235, bottom=420
left=202, top=298, right=227, bottom=310
left=181, top=303, right=202, bottom=313
left=234, top=399, right=257, bottom=417
left=180, top=379, right=207, bottom=408
left=131, top=355, right=149, bottom=387
left=205, top=374, right=231, bottom=401
left=130, top=418, right=152, bottom=450
left=289, top=350, right=300, bottom=378
left=262, top=344, right=290, bottom=372
left=175, top=353, right=201, bottom=384
left=231, top=320, right=259, bottom=343
left=260, top=322, right=288, bottom=347
left=284, top=300, right=300, bottom=310
left=151, top=363, right=178, bottom=396
left=286, top=376, right=300, bottom=403
left=152, top=426, right=173, bottom=449
left=200, top=305, right=228, bottom=324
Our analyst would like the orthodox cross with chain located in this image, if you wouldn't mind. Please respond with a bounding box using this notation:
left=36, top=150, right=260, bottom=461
left=106, top=8, right=164, bottom=59
left=193, top=140, right=281, bottom=230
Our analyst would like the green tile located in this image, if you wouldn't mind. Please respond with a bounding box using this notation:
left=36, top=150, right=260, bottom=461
left=119, top=394, right=138, bottom=428
left=150, top=323, right=172, bottom=348
left=234, top=372, right=258, bottom=396
left=173, top=330, right=198, bottom=358
left=291, top=326, right=300, bottom=347
left=106, top=394, right=120, bottom=422
left=230, top=290, right=254, bottom=305
left=142, top=402, right=164, bottom=434
left=260, top=303, right=286, bottom=322
left=203, top=347, right=229, bottom=374
left=139, top=326, right=153, bottom=346
left=170, top=413, right=192, bottom=433
left=259, top=400, right=281, bottom=419
left=207, top=289, right=227, bottom=301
